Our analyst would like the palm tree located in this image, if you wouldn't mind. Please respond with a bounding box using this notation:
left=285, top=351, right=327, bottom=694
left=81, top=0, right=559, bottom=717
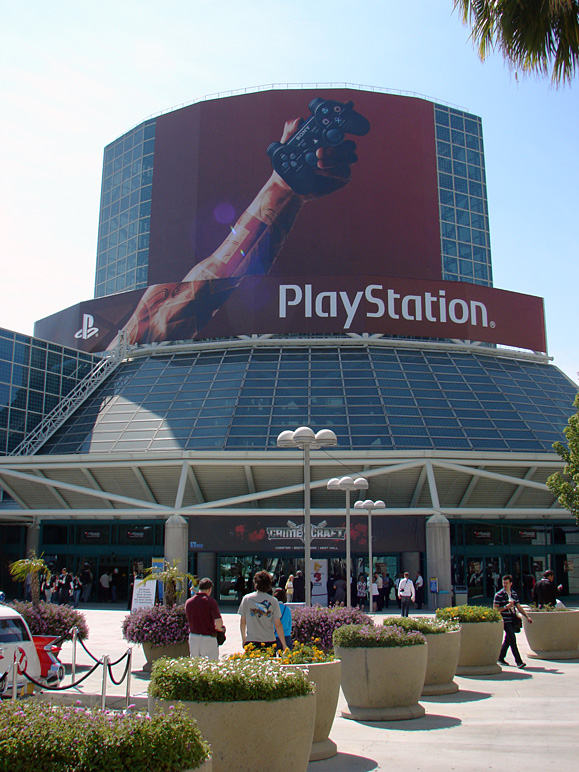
left=139, top=559, right=193, bottom=608
left=454, top=0, right=579, bottom=85
left=9, top=551, right=50, bottom=606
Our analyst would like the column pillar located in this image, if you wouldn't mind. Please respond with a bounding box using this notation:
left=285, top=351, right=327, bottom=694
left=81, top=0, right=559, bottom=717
left=400, top=551, right=420, bottom=576
left=164, top=515, right=188, bottom=603
left=196, top=553, right=218, bottom=586
left=26, top=520, right=41, bottom=557
left=426, top=513, right=452, bottom=608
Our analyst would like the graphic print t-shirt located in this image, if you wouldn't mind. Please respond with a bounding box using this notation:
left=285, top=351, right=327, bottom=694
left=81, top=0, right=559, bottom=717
left=238, top=591, right=281, bottom=642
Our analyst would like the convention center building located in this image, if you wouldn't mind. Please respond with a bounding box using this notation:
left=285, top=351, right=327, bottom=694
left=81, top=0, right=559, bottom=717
left=0, top=86, right=577, bottom=606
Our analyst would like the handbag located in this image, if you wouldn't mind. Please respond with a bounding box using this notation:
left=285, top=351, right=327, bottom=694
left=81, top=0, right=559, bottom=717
left=215, top=627, right=226, bottom=646
left=512, top=614, right=522, bottom=633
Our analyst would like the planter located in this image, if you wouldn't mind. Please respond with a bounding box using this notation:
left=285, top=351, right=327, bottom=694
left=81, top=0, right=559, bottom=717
left=282, top=659, right=341, bottom=761
left=149, top=693, right=315, bottom=772
left=523, top=610, right=579, bottom=659
left=455, top=621, right=503, bottom=675
left=142, top=641, right=190, bottom=673
left=422, top=629, right=461, bottom=696
left=334, top=644, right=427, bottom=721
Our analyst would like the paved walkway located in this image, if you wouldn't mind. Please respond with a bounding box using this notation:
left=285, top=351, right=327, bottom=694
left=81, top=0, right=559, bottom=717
left=41, top=606, right=579, bottom=771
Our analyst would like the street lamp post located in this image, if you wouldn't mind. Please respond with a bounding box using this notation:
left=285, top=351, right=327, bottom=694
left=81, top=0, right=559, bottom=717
left=277, top=426, right=337, bottom=606
left=327, top=476, right=368, bottom=607
left=354, top=499, right=386, bottom=599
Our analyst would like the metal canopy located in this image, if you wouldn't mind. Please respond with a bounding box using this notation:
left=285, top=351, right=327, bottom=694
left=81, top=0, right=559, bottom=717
left=0, top=448, right=563, bottom=523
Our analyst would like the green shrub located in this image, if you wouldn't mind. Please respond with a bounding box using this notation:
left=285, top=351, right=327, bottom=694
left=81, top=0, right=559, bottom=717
left=383, top=616, right=459, bottom=635
left=149, top=656, right=314, bottom=703
left=333, top=623, right=426, bottom=649
left=9, top=601, right=89, bottom=641
left=529, top=605, right=571, bottom=612
left=436, top=605, right=501, bottom=624
left=0, top=701, right=209, bottom=772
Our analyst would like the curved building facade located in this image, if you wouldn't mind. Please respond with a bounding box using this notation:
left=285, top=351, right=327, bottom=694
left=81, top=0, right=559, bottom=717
left=0, top=86, right=576, bottom=606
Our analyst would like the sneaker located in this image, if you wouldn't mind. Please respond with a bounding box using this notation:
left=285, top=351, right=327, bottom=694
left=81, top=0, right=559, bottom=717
left=517, top=662, right=527, bottom=669
left=498, top=659, right=508, bottom=666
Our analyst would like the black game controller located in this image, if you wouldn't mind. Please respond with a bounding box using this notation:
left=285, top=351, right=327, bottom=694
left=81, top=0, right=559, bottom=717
left=267, top=98, right=370, bottom=195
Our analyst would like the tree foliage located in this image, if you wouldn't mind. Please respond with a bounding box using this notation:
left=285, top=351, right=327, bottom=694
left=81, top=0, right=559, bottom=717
left=454, top=0, right=579, bottom=85
left=9, top=551, right=49, bottom=606
left=139, top=558, right=193, bottom=608
left=547, top=391, right=579, bottom=521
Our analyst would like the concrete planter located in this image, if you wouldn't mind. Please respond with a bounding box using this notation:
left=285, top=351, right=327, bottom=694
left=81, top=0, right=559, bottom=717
left=149, top=693, right=315, bottom=772
left=523, top=610, right=579, bottom=659
left=455, top=621, right=503, bottom=675
left=142, top=641, right=190, bottom=672
left=334, top=644, right=427, bottom=721
left=422, top=629, right=461, bottom=696
left=282, top=659, right=341, bottom=761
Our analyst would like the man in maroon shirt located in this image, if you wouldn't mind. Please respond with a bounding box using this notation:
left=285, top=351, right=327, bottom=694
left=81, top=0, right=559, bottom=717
left=185, top=577, right=224, bottom=660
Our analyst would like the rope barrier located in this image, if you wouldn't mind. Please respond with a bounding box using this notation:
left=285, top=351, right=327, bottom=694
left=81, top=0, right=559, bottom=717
left=20, top=659, right=103, bottom=691
left=107, top=653, right=132, bottom=686
left=77, top=636, right=102, bottom=664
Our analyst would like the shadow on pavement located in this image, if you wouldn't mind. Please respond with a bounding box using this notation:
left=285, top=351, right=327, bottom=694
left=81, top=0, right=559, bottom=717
left=459, top=671, right=532, bottom=681
left=422, top=688, right=491, bottom=703
left=360, top=714, right=462, bottom=732
left=307, top=752, right=378, bottom=771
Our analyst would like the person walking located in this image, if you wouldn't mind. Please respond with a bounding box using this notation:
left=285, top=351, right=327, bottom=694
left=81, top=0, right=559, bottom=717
left=494, top=573, right=532, bottom=668
left=382, top=572, right=392, bottom=609
left=185, top=577, right=224, bottom=660
left=239, top=571, right=287, bottom=650
left=357, top=573, right=368, bottom=611
left=398, top=572, right=415, bottom=617
left=273, top=587, right=293, bottom=650
left=532, top=570, right=563, bottom=608
left=292, top=571, right=305, bottom=603
left=415, top=571, right=424, bottom=609
left=285, top=574, right=295, bottom=602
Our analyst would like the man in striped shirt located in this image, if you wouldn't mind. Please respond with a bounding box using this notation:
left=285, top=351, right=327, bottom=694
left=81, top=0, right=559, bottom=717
left=494, top=574, right=533, bottom=669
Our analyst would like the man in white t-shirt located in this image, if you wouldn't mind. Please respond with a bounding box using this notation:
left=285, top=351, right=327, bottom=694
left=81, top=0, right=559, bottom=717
left=398, top=572, right=415, bottom=617
left=238, top=571, right=287, bottom=649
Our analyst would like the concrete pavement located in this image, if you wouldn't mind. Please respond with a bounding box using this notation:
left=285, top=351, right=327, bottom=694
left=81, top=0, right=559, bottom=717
left=41, top=606, right=579, bottom=771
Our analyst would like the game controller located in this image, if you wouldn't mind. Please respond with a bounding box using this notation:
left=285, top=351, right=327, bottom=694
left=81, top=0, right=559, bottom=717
left=267, top=98, right=370, bottom=195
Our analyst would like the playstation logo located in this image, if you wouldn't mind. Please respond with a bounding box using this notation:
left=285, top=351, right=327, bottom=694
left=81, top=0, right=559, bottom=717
left=74, top=313, right=99, bottom=340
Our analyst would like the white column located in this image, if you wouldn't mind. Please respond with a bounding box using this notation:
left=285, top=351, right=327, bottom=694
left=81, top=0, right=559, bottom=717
left=164, top=514, right=189, bottom=602
left=426, top=513, right=452, bottom=608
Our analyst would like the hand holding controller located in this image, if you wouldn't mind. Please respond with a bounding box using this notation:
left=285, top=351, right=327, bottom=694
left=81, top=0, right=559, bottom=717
left=267, top=98, right=370, bottom=196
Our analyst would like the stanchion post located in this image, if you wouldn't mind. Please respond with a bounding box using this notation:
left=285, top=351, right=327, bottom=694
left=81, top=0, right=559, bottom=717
left=101, top=656, right=109, bottom=711
left=72, top=626, right=77, bottom=683
left=125, top=648, right=133, bottom=711
left=11, top=656, right=18, bottom=701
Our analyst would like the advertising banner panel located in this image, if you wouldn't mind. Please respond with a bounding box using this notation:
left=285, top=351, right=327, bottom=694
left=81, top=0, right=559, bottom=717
left=187, top=514, right=426, bottom=554
left=35, top=275, right=546, bottom=353
left=34, top=88, right=547, bottom=352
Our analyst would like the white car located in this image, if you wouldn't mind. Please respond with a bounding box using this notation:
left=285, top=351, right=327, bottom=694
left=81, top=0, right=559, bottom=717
left=0, top=603, right=43, bottom=697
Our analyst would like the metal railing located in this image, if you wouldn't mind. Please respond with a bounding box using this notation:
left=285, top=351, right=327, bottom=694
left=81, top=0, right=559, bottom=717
left=4, top=626, right=133, bottom=710
left=11, top=333, right=127, bottom=457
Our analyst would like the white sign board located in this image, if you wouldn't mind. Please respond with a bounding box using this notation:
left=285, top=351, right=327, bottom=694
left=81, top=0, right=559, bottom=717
left=131, top=581, right=157, bottom=611
left=311, top=559, right=328, bottom=606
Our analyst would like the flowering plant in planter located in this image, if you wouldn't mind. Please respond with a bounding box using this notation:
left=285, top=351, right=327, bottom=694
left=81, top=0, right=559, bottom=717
left=122, top=604, right=189, bottom=647
left=149, top=656, right=313, bottom=702
left=228, top=639, right=335, bottom=665
left=333, top=623, right=426, bottom=648
left=436, top=605, right=501, bottom=623
left=0, top=701, right=210, bottom=772
left=9, top=600, right=89, bottom=641
left=383, top=616, right=459, bottom=634
left=292, top=605, right=372, bottom=650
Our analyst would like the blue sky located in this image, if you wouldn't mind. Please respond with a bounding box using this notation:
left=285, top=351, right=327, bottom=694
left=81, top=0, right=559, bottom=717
left=1, top=1, right=577, bottom=384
